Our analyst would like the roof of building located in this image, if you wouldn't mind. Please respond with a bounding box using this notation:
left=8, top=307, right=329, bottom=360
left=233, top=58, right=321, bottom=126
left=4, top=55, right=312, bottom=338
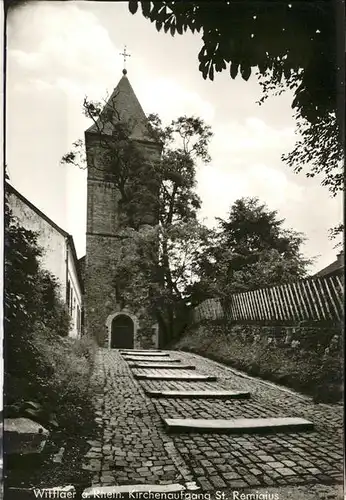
left=314, top=251, right=344, bottom=277
left=6, top=182, right=83, bottom=288
left=85, top=71, right=156, bottom=143
left=6, top=182, right=69, bottom=238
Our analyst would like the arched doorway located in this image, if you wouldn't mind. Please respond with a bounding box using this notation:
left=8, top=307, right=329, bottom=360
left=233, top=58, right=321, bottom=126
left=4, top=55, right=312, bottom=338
left=111, top=314, right=134, bottom=349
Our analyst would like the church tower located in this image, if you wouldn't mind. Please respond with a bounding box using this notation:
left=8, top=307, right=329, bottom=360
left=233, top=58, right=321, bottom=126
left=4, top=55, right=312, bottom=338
left=84, top=68, right=162, bottom=348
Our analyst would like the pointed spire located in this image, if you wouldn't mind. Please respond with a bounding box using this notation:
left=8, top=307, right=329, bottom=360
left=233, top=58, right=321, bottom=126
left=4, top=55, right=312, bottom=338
left=85, top=45, right=160, bottom=143
left=85, top=71, right=154, bottom=143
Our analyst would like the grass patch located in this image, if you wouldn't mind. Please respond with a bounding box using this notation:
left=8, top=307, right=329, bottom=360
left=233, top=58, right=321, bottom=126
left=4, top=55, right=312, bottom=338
left=5, top=330, right=99, bottom=488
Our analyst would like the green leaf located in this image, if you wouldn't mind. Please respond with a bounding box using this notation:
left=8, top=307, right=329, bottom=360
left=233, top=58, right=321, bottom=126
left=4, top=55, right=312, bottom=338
left=128, top=0, right=138, bottom=15
left=141, top=1, right=150, bottom=17
left=23, top=400, right=42, bottom=410
left=241, top=64, right=251, bottom=81
left=217, top=59, right=226, bottom=72
left=230, top=61, right=239, bottom=79
left=209, top=64, right=214, bottom=81
left=48, top=417, right=59, bottom=429
left=24, top=408, right=41, bottom=418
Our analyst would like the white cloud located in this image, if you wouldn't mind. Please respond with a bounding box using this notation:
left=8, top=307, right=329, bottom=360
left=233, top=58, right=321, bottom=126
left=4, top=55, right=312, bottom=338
left=8, top=2, right=121, bottom=93
left=9, top=48, right=42, bottom=70
left=247, top=163, right=304, bottom=206
left=197, top=164, right=245, bottom=226
left=138, top=77, right=215, bottom=124
left=211, top=118, right=295, bottom=157
left=197, top=161, right=304, bottom=228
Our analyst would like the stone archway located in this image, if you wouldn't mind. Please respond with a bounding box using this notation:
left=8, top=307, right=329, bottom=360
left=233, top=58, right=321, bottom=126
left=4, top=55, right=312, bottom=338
left=106, top=310, right=139, bottom=349
left=110, top=314, right=134, bottom=349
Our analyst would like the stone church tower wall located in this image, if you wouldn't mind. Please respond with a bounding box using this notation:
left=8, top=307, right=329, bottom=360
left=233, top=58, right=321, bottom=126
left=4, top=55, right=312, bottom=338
left=84, top=72, right=162, bottom=348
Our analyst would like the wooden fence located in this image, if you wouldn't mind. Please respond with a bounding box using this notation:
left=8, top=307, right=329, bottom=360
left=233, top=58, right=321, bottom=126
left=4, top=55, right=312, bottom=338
left=193, top=271, right=344, bottom=324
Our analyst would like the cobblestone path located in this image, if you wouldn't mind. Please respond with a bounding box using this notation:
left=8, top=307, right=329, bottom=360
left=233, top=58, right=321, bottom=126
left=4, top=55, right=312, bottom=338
left=83, top=349, right=343, bottom=496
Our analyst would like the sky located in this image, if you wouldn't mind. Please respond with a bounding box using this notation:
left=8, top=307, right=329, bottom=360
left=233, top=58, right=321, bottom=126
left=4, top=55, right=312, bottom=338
left=5, top=0, right=343, bottom=275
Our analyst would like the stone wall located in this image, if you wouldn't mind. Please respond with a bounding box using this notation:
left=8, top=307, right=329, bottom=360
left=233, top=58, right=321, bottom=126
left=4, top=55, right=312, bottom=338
left=67, top=245, right=83, bottom=338
left=84, top=127, right=162, bottom=347
left=85, top=134, right=122, bottom=344
left=227, top=322, right=341, bottom=355
left=8, top=186, right=83, bottom=339
left=8, top=192, right=67, bottom=302
left=84, top=234, right=119, bottom=344
left=137, top=326, right=158, bottom=349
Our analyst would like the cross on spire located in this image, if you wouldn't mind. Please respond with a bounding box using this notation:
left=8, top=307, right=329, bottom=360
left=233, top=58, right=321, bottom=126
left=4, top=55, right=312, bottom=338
left=120, top=45, right=131, bottom=74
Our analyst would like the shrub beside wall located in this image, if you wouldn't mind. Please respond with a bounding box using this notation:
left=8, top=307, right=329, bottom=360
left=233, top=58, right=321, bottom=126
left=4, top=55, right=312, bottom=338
left=174, top=320, right=343, bottom=403
left=4, top=190, right=98, bottom=439
left=4, top=181, right=98, bottom=488
left=5, top=325, right=97, bottom=434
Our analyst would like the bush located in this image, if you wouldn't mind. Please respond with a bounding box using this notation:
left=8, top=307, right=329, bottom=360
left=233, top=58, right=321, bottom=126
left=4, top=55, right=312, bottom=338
left=72, top=335, right=97, bottom=373
left=33, top=329, right=97, bottom=432
left=4, top=183, right=96, bottom=433
left=5, top=326, right=98, bottom=433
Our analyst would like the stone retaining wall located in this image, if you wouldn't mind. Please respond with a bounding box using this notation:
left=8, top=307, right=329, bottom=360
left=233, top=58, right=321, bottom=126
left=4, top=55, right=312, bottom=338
left=173, top=321, right=343, bottom=402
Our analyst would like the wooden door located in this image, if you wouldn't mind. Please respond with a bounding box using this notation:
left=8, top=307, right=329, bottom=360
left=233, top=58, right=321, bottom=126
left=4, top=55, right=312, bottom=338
left=111, top=314, right=134, bottom=348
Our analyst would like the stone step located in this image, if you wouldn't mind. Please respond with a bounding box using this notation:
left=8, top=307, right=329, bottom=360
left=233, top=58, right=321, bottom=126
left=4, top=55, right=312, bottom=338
left=123, top=356, right=180, bottom=362
left=163, top=417, right=314, bottom=434
left=145, top=389, right=250, bottom=399
left=119, top=350, right=168, bottom=354
left=4, top=418, right=50, bottom=455
left=134, top=372, right=217, bottom=381
left=129, top=362, right=195, bottom=369
left=121, top=351, right=170, bottom=357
